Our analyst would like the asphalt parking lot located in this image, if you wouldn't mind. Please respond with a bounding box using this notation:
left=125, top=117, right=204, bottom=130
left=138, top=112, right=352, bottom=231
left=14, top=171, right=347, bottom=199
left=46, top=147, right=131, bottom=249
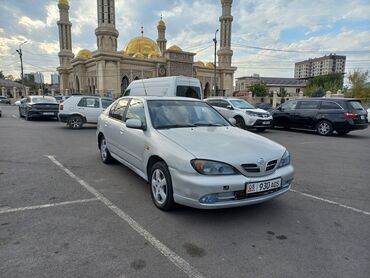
left=1, top=104, right=369, bottom=278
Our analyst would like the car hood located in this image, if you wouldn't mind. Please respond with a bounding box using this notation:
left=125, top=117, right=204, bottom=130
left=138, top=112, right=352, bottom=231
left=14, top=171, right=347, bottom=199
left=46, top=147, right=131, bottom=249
left=157, top=127, right=285, bottom=164
left=241, top=108, right=269, bottom=114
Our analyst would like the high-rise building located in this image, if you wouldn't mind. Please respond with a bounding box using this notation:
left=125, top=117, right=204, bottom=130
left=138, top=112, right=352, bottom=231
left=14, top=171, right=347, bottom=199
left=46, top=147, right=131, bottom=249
left=51, top=73, right=60, bottom=85
left=294, top=54, right=346, bottom=79
left=24, top=72, right=44, bottom=84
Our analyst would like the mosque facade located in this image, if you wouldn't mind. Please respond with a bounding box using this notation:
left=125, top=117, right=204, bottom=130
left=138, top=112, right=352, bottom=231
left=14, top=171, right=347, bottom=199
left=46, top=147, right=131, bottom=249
left=57, top=0, right=236, bottom=98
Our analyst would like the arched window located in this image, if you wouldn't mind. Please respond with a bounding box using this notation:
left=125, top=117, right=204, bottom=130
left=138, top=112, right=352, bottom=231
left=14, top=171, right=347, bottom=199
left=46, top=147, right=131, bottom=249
left=121, top=76, right=129, bottom=96
left=134, top=76, right=139, bottom=80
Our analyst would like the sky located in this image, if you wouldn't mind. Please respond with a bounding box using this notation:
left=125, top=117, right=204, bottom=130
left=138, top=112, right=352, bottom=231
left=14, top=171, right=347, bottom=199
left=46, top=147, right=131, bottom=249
left=0, top=0, right=369, bottom=84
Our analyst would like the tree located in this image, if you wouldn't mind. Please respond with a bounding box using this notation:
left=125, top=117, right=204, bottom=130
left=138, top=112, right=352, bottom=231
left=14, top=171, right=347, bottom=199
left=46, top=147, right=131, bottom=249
left=304, top=73, right=343, bottom=97
left=5, top=75, right=15, bottom=81
left=311, top=88, right=325, bottom=97
left=250, top=83, right=268, bottom=97
left=347, top=70, right=370, bottom=99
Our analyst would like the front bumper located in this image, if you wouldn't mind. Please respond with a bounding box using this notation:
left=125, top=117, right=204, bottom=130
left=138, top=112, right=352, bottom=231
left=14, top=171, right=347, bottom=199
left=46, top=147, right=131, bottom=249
left=170, top=165, right=294, bottom=209
left=252, top=119, right=273, bottom=128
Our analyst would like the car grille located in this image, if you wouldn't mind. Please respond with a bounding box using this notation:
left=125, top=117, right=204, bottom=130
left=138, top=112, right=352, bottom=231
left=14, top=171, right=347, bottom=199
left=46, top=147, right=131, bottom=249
left=241, top=159, right=278, bottom=174
left=256, top=113, right=270, bottom=118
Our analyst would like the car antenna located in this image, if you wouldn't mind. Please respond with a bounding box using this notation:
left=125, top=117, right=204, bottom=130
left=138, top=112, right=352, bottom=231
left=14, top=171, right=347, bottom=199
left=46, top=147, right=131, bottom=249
left=141, top=78, right=148, bottom=96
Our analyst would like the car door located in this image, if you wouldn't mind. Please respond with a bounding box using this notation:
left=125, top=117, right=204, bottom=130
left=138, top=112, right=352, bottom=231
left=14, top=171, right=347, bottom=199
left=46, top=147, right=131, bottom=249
left=118, top=98, right=147, bottom=171
left=293, top=101, right=320, bottom=129
left=273, top=100, right=297, bottom=127
left=105, top=98, right=130, bottom=158
left=77, top=97, right=101, bottom=123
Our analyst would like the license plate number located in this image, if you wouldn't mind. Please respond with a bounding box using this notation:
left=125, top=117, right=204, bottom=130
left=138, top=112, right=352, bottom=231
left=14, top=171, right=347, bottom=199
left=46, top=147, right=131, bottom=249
left=246, top=178, right=281, bottom=194
left=43, top=112, right=55, bottom=115
left=262, top=121, right=270, bottom=125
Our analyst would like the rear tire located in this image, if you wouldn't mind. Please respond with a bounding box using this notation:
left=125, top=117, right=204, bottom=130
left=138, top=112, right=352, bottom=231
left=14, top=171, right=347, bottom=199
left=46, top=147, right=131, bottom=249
left=99, top=136, right=114, bottom=164
left=68, top=116, right=83, bottom=129
left=150, top=161, right=175, bottom=211
left=234, top=116, right=246, bottom=129
left=316, top=120, right=333, bottom=136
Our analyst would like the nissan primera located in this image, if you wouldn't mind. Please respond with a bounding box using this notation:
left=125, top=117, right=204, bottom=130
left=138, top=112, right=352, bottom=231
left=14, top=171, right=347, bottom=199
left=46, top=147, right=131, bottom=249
left=97, top=96, right=294, bottom=210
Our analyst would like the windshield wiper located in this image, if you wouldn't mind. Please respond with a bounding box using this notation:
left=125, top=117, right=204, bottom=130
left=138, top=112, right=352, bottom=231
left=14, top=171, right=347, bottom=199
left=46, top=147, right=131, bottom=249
left=156, top=124, right=196, bottom=129
left=193, top=122, right=226, bottom=127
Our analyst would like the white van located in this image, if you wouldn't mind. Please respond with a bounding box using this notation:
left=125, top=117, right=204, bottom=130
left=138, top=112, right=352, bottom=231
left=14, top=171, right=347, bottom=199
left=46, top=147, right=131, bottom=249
left=123, top=76, right=203, bottom=99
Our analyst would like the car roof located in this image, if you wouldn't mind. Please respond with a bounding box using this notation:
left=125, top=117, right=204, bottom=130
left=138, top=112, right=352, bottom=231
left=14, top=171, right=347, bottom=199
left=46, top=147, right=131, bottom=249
left=294, top=98, right=360, bottom=102
left=119, top=96, right=203, bottom=102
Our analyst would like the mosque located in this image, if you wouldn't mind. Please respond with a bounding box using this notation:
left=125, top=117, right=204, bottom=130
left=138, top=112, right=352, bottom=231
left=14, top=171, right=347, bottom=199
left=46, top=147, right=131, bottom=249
left=57, top=0, right=236, bottom=98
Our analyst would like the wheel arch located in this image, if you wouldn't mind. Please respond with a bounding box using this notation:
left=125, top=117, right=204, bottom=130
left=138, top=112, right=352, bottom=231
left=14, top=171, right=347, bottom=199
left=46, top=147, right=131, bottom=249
left=69, top=113, right=87, bottom=123
left=146, top=155, right=166, bottom=179
left=97, top=132, right=105, bottom=149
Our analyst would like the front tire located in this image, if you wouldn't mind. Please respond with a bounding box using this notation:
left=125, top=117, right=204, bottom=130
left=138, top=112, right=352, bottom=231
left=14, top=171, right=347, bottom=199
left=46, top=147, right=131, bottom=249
left=150, top=161, right=175, bottom=211
left=68, top=116, right=83, bottom=129
left=234, top=116, right=246, bottom=129
left=316, top=120, right=333, bottom=136
left=99, top=136, right=114, bottom=164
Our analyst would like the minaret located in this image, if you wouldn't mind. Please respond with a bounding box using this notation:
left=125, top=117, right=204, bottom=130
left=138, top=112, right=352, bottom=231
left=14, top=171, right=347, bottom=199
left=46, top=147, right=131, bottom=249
left=217, top=0, right=233, bottom=68
left=95, top=0, right=119, bottom=52
left=157, top=16, right=167, bottom=55
left=57, top=0, right=73, bottom=93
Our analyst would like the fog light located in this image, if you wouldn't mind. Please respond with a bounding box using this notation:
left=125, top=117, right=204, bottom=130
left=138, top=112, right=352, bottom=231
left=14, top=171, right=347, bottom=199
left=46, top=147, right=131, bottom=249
left=199, top=194, right=218, bottom=204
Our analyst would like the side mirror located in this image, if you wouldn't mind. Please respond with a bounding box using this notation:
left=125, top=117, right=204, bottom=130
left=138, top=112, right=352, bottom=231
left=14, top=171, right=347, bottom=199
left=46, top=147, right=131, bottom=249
left=226, top=105, right=234, bottom=110
left=228, top=118, right=236, bottom=126
left=126, top=119, right=146, bottom=130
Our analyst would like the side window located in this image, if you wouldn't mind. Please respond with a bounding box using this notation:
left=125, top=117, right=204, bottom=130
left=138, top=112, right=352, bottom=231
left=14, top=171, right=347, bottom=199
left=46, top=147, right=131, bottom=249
left=298, top=101, right=320, bottom=110
left=320, top=101, right=342, bottom=110
left=207, top=100, right=219, bottom=107
left=282, top=100, right=297, bottom=111
left=218, top=100, right=229, bottom=108
left=109, top=99, right=129, bottom=121
left=78, top=98, right=99, bottom=108
left=125, top=99, right=146, bottom=124
left=124, top=89, right=130, bottom=96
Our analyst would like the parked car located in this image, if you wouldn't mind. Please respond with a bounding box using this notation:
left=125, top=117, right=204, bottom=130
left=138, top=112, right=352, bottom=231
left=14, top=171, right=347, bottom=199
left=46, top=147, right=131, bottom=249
left=205, top=97, right=273, bottom=131
left=97, top=96, right=294, bottom=210
left=0, top=96, right=11, bottom=104
left=58, top=95, right=113, bottom=129
left=367, top=107, right=370, bottom=122
left=15, top=98, right=26, bottom=106
left=0, top=105, right=2, bottom=117
left=123, top=76, right=202, bottom=99
left=255, top=102, right=273, bottom=112
left=272, top=98, right=368, bottom=135
left=19, top=96, right=59, bottom=120
left=55, top=95, right=71, bottom=103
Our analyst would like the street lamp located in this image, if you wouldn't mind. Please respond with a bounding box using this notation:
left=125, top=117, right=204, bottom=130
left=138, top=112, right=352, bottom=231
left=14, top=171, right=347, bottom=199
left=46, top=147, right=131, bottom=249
left=213, top=29, right=218, bottom=96
left=16, top=41, right=28, bottom=97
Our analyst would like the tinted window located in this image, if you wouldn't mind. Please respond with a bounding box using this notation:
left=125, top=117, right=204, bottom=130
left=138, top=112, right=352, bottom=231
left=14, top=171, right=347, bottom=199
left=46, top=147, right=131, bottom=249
left=31, top=97, right=57, bottom=103
left=298, top=101, right=319, bottom=109
left=281, top=100, right=297, bottom=111
left=218, top=100, right=230, bottom=108
left=349, top=101, right=365, bottom=111
left=78, top=97, right=99, bottom=108
left=101, top=99, right=113, bottom=109
left=320, top=101, right=342, bottom=110
left=125, top=99, right=146, bottom=124
left=124, top=89, right=130, bottom=96
left=109, top=98, right=129, bottom=121
left=176, top=86, right=201, bottom=99
left=206, top=100, right=219, bottom=106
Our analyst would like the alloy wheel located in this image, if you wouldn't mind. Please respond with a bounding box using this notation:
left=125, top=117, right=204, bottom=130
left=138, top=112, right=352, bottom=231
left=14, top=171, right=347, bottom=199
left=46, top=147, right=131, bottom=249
left=151, top=169, right=167, bottom=205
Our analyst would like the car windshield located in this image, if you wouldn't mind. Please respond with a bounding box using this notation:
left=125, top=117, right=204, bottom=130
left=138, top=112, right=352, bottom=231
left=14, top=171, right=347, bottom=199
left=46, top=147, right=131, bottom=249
left=102, top=99, right=113, bottom=108
left=349, top=101, right=365, bottom=111
left=31, top=97, right=57, bottom=103
left=148, top=100, right=230, bottom=129
left=229, top=99, right=255, bottom=109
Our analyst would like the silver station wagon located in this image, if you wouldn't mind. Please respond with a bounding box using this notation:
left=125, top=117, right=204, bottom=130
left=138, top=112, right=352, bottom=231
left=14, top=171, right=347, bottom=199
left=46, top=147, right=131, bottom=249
left=97, top=96, right=295, bottom=210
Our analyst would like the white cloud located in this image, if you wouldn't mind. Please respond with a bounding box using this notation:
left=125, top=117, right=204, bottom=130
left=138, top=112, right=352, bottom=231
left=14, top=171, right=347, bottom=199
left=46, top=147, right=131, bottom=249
left=18, top=16, right=45, bottom=29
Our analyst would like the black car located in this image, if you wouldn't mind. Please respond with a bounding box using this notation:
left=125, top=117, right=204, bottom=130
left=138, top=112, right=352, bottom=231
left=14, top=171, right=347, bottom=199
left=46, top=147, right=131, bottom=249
left=19, top=96, right=59, bottom=120
left=0, top=96, right=11, bottom=104
left=272, top=98, right=368, bottom=135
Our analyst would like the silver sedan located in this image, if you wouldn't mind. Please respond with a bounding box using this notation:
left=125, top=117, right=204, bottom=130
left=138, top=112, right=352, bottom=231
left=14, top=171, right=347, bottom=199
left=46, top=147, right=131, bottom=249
left=97, top=96, right=295, bottom=210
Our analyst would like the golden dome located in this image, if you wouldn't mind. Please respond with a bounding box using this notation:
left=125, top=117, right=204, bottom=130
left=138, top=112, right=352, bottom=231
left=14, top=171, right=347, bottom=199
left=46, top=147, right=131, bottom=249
left=206, top=62, right=215, bottom=69
left=168, top=45, right=182, bottom=52
left=124, top=37, right=161, bottom=58
left=58, top=0, right=69, bottom=6
left=122, top=50, right=129, bottom=57
left=148, top=51, right=160, bottom=59
left=133, top=52, right=145, bottom=59
left=194, top=61, right=206, bottom=67
left=157, top=19, right=166, bottom=28
left=77, top=49, right=92, bottom=59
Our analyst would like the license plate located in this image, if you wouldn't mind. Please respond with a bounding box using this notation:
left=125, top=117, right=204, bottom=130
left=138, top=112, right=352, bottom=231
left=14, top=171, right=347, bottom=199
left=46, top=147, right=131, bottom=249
left=43, top=112, right=55, bottom=115
left=361, top=115, right=365, bottom=120
left=262, top=121, right=270, bottom=125
left=246, top=178, right=281, bottom=194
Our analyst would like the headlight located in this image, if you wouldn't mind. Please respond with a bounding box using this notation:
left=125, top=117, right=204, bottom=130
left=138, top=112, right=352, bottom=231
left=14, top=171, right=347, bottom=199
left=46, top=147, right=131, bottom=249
left=191, top=159, right=239, bottom=175
left=278, top=150, right=290, bottom=168
left=246, top=111, right=258, bottom=117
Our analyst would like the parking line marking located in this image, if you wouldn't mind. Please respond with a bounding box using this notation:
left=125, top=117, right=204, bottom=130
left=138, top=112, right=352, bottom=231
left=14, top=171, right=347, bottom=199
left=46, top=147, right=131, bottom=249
left=47, top=155, right=206, bottom=278
left=290, top=189, right=370, bottom=216
left=0, top=198, right=98, bottom=215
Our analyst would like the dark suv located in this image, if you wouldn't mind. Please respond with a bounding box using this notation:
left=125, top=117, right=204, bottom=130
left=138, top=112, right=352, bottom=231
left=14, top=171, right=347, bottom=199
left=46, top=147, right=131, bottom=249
left=272, top=98, right=368, bottom=135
